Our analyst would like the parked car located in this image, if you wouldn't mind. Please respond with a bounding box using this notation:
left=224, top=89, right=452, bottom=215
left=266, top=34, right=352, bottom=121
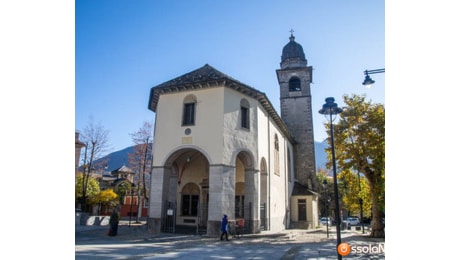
left=320, top=217, right=332, bottom=225
left=344, top=217, right=360, bottom=226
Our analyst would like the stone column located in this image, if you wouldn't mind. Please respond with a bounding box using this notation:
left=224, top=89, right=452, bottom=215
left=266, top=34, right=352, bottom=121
left=207, top=164, right=235, bottom=237
left=147, top=166, right=171, bottom=233
left=245, top=168, right=260, bottom=233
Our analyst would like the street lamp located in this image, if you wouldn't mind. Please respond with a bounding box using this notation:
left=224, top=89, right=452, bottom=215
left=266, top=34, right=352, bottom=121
left=319, top=97, right=343, bottom=260
left=362, top=68, right=385, bottom=88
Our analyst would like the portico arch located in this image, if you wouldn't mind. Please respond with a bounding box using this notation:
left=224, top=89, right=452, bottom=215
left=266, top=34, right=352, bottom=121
left=148, top=147, right=210, bottom=234
left=234, top=150, right=260, bottom=233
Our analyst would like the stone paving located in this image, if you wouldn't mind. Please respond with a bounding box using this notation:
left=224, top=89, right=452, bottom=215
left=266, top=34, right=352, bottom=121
left=76, top=221, right=385, bottom=259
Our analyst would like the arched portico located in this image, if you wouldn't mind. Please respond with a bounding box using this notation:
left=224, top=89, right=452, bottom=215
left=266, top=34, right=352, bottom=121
left=235, top=150, right=260, bottom=234
left=147, top=146, right=262, bottom=236
left=148, top=147, right=210, bottom=234
left=205, top=149, right=260, bottom=237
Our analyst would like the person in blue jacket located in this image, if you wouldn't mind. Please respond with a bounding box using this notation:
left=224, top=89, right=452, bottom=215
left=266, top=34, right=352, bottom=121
left=220, top=214, right=229, bottom=241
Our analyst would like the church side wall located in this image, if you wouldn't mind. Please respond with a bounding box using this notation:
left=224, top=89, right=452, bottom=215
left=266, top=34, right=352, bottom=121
left=267, top=122, right=288, bottom=232
left=256, top=107, right=293, bottom=232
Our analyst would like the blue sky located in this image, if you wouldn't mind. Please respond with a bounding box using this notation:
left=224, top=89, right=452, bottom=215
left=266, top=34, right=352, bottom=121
left=75, top=0, right=385, bottom=153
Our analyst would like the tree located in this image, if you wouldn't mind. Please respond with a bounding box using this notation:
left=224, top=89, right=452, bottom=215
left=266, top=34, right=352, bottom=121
left=89, top=189, right=119, bottom=215
left=316, top=168, right=333, bottom=218
left=79, top=117, right=110, bottom=212
left=75, top=173, right=100, bottom=206
left=337, top=169, right=371, bottom=217
left=324, top=94, right=385, bottom=238
left=115, top=181, right=132, bottom=205
left=128, top=121, right=153, bottom=221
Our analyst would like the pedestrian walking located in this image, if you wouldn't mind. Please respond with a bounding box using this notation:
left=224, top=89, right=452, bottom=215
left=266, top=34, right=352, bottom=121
left=108, top=210, right=119, bottom=236
left=220, top=214, right=229, bottom=241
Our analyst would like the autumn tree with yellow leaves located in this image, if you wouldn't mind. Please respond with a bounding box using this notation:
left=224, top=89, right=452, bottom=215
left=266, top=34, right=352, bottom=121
left=337, top=169, right=371, bottom=217
left=89, top=189, right=119, bottom=215
left=323, top=94, right=385, bottom=238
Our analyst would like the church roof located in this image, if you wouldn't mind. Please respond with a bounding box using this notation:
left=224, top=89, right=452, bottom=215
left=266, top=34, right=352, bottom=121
left=148, top=64, right=295, bottom=143
left=291, top=182, right=320, bottom=196
left=281, top=34, right=306, bottom=62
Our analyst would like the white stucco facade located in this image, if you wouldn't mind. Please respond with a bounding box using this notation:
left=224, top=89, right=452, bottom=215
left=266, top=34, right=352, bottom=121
left=148, top=76, right=301, bottom=235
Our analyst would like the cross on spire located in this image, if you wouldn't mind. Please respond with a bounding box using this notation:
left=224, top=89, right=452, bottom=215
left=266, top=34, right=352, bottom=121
left=289, top=29, right=295, bottom=41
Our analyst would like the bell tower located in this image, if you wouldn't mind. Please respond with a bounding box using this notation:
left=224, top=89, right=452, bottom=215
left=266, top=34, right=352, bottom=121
left=276, top=32, right=317, bottom=190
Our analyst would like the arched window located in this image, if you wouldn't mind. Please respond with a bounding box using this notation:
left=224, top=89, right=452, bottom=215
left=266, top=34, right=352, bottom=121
left=259, top=157, right=268, bottom=215
left=181, top=182, right=200, bottom=216
left=289, top=77, right=301, bottom=91
left=182, top=95, right=197, bottom=126
left=240, top=99, right=250, bottom=129
left=260, top=158, right=267, bottom=175
left=274, top=134, right=280, bottom=175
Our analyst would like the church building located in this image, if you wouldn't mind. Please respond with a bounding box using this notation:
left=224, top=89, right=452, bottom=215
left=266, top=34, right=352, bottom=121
left=147, top=33, right=319, bottom=236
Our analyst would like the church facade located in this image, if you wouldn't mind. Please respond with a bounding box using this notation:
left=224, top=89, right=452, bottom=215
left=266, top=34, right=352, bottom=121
left=147, top=34, right=319, bottom=236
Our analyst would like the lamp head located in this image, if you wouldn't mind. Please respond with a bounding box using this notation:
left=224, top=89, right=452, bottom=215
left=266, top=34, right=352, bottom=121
left=362, top=74, right=375, bottom=88
left=318, top=97, right=343, bottom=116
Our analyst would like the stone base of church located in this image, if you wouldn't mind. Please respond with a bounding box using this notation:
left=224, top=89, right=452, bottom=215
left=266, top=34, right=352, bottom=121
left=290, top=221, right=312, bottom=229
left=206, top=220, right=221, bottom=237
left=249, top=219, right=261, bottom=234
left=147, top=217, right=162, bottom=233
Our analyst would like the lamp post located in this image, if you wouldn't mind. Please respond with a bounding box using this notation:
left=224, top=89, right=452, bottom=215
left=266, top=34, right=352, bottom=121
left=319, top=97, right=343, bottom=260
left=362, top=68, right=385, bottom=88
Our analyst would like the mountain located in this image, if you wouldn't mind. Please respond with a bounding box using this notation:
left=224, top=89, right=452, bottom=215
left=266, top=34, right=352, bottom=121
left=101, top=146, right=136, bottom=172
left=314, top=140, right=329, bottom=170
left=98, top=141, right=328, bottom=173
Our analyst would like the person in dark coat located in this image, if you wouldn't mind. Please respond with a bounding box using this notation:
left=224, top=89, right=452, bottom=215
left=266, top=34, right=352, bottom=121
left=220, top=214, right=229, bottom=241
left=108, top=210, right=119, bottom=236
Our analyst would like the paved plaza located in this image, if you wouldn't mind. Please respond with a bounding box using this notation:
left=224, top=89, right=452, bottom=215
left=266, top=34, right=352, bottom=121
left=75, top=221, right=385, bottom=259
